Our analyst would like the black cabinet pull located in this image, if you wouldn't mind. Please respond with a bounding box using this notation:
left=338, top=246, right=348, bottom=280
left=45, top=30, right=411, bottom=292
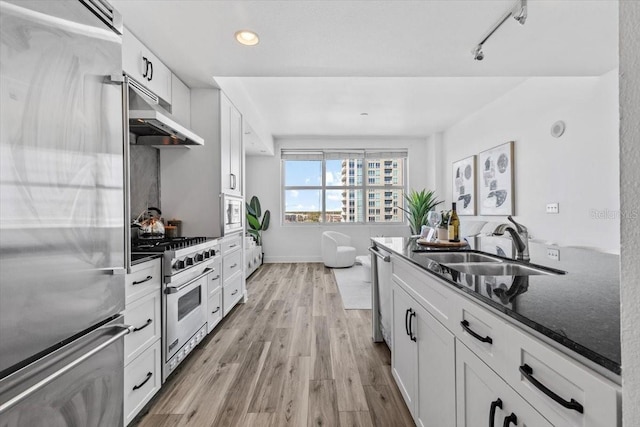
left=502, top=413, right=517, bottom=427
left=519, top=364, right=584, bottom=413
left=211, top=306, right=220, bottom=314
left=142, top=56, right=149, bottom=78
left=132, top=275, right=153, bottom=285
left=231, top=289, right=238, bottom=296
left=489, top=398, right=503, bottom=427
left=409, top=310, right=416, bottom=342
left=132, top=318, right=152, bottom=332
left=405, top=308, right=411, bottom=337
left=460, top=320, right=493, bottom=344
left=147, top=60, right=153, bottom=81
left=132, top=372, right=152, bottom=390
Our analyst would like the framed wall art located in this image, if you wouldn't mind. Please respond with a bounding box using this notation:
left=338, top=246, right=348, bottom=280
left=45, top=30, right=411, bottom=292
left=478, top=141, right=514, bottom=216
left=452, top=155, right=476, bottom=215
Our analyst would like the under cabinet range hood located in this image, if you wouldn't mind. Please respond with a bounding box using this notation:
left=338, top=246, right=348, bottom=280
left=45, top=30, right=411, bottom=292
left=127, top=78, right=204, bottom=147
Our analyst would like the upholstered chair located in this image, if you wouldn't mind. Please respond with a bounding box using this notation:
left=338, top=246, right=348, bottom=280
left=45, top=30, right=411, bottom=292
left=321, top=231, right=356, bottom=268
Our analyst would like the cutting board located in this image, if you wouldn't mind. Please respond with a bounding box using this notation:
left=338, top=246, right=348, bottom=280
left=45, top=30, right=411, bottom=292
left=416, top=238, right=468, bottom=247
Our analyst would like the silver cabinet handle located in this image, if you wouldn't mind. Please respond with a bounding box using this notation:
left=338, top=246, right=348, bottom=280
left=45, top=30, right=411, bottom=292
left=368, top=246, right=390, bottom=262
left=0, top=324, right=133, bottom=414
left=230, top=173, right=236, bottom=190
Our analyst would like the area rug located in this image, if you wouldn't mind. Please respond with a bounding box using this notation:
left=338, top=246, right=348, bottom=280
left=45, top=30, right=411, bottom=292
left=332, top=265, right=372, bottom=310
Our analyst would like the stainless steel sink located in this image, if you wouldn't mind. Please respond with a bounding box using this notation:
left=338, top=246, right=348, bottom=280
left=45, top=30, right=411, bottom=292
left=445, top=262, right=565, bottom=276
left=415, top=252, right=504, bottom=264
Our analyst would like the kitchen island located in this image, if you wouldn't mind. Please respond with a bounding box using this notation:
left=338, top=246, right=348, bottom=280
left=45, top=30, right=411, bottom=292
left=371, top=236, right=621, bottom=427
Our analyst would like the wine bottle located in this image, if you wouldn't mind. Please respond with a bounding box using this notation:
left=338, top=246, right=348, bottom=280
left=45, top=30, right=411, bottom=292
left=448, top=202, right=460, bottom=242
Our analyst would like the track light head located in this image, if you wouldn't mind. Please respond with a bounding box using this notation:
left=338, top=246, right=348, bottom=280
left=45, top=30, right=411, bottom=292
left=512, top=0, right=527, bottom=25
left=472, top=45, right=484, bottom=61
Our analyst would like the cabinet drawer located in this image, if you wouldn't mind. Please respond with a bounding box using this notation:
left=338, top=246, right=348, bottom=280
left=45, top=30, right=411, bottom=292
left=208, top=289, right=223, bottom=334
left=392, top=256, right=454, bottom=329
left=455, top=296, right=509, bottom=378
left=223, top=273, right=243, bottom=316
left=126, top=258, right=161, bottom=304
left=207, top=258, right=222, bottom=296
left=223, top=249, right=243, bottom=281
left=124, top=291, right=161, bottom=366
left=504, top=324, right=619, bottom=427
left=221, top=234, right=242, bottom=254
left=124, top=340, right=161, bottom=426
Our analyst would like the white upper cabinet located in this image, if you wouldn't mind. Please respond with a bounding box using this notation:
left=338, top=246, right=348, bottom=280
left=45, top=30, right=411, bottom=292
left=170, top=74, right=190, bottom=126
left=220, top=93, right=243, bottom=195
left=122, top=27, right=172, bottom=104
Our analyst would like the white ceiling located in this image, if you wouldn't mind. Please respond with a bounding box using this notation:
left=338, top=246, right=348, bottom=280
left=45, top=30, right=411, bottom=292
left=112, top=0, right=618, bottom=153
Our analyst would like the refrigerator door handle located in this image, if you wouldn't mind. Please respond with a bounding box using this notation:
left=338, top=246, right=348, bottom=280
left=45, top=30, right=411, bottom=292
left=0, top=324, right=133, bottom=415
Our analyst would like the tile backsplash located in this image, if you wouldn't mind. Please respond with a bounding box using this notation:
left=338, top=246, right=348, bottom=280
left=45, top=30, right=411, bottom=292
left=130, top=138, right=160, bottom=221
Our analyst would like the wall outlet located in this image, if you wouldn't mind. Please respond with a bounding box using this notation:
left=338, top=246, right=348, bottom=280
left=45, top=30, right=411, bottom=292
left=547, top=248, right=560, bottom=261
left=546, top=203, right=559, bottom=214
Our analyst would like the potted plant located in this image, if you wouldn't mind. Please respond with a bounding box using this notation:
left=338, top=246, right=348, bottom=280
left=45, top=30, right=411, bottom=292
left=246, top=195, right=270, bottom=246
left=399, top=189, right=443, bottom=236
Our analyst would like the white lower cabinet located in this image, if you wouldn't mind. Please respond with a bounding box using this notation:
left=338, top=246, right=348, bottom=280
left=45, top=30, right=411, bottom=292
left=124, top=258, right=162, bottom=425
left=223, top=272, right=243, bottom=316
left=392, top=282, right=456, bottom=427
left=456, top=342, right=553, bottom=427
left=388, top=254, right=620, bottom=427
left=208, top=289, right=223, bottom=334
left=124, top=340, right=162, bottom=426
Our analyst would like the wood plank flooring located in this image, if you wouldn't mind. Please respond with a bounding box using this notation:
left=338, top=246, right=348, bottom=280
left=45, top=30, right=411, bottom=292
left=133, top=263, right=414, bottom=427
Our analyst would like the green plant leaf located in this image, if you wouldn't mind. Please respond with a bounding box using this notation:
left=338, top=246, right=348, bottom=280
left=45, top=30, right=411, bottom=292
left=261, top=210, right=270, bottom=231
left=401, top=189, right=443, bottom=234
left=250, top=196, right=261, bottom=218
left=247, top=215, right=261, bottom=230
left=246, top=202, right=256, bottom=217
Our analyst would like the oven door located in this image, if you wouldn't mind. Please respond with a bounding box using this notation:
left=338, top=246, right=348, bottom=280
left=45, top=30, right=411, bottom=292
left=222, top=194, right=244, bottom=235
left=164, top=270, right=208, bottom=361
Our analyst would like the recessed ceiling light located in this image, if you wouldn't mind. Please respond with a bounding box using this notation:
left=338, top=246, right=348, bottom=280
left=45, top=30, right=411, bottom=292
left=235, top=30, right=259, bottom=46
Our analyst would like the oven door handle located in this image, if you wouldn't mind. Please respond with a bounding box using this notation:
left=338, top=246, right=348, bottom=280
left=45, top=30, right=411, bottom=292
left=165, top=268, right=213, bottom=294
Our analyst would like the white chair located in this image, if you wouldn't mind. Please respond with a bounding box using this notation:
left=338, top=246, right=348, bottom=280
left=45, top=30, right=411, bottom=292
left=321, top=231, right=356, bottom=268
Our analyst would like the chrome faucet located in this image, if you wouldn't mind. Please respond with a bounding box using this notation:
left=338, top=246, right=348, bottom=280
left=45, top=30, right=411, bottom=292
left=493, top=216, right=530, bottom=261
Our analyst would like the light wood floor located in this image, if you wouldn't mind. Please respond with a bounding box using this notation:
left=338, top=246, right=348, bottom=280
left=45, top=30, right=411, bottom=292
left=133, top=263, right=414, bottom=427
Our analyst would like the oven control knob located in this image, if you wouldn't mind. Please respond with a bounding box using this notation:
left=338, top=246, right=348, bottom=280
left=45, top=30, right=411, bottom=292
left=196, top=253, right=204, bottom=262
left=186, top=257, right=194, bottom=266
left=203, top=251, right=210, bottom=259
left=210, top=249, right=217, bottom=257
left=176, top=259, right=186, bottom=270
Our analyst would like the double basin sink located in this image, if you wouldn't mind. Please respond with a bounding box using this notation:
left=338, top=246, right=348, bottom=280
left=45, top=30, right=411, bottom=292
left=413, top=251, right=566, bottom=276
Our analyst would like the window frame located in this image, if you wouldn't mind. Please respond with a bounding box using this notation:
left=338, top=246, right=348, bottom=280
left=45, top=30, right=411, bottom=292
left=281, top=149, right=407, bottom=225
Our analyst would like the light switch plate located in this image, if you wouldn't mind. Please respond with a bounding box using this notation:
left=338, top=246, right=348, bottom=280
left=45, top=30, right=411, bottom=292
left=546, top=203, right=559, bottom=214
left=547, top=248, right=560, bottom=261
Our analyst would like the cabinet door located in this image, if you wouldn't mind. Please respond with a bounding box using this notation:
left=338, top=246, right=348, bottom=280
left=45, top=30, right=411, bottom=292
left=456, top=342, right=553, bottom=427
left=414, top=303, right=456, bottom=427
left=219, top=93, right=242, bottom=195
left=391, top=282, right=418, bottom=416
left=229, top=101, right=243, bottom=195
left=122, top=27, right=172, bottom=104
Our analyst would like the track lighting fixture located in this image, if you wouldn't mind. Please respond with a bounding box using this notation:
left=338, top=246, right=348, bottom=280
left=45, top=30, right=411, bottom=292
left=471, top=0, right=527, bottom=61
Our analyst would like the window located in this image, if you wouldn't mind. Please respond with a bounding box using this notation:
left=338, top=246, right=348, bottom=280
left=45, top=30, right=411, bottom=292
left=282, top=149, right=407, bottom=224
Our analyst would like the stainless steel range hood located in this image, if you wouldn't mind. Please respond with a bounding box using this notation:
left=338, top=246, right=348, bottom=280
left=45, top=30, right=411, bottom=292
left=127, top=78, right=204, bottom=147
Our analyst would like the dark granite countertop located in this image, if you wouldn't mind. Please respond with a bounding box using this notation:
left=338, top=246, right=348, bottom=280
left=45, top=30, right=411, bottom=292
left=371, top=236, right=621, bottom=376
left=131, top=252, right=162, bottom=266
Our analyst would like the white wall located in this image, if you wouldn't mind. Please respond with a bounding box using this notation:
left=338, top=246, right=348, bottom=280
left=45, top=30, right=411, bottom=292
left=246, top=137, right=430, bottom=262
left=620, top=3, right=640, bottom=425
left=438, top=71, right=620, bottom=253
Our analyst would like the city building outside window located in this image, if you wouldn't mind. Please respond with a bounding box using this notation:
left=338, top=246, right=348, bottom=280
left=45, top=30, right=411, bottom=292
left=282, top=149, right=407, bottom=224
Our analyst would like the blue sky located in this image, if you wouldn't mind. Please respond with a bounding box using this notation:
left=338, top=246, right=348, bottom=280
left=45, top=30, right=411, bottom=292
left=285, top=160, right=344, bottom=211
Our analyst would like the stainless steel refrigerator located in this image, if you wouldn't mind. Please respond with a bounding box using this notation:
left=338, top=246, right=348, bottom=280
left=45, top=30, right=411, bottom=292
left=0, top=1, right=130, bottom=425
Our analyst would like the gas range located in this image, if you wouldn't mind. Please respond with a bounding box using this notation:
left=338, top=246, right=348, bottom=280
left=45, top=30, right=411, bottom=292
left=132, top=236, right=220, bottom=283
